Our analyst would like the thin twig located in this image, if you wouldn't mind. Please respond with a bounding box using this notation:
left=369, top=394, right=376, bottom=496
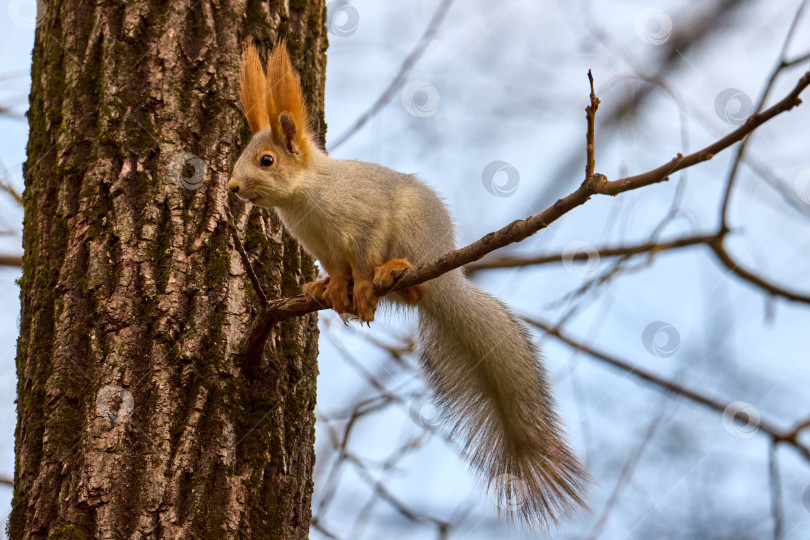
left=0, top=158, right=23, bottom=206
left=524, top=315, right=810, bottom=463
left=709, top=238, right=810, bottom=303
left=719, top=0, right=810, bottom=230
left=0, top=254, right=22, bottom=268
left=769, top=441, right=784, bottom=540
left=225, top=205, right=268, bottom=308
left=328, top=0, right=456, bottom=152
left=586, top=391, right=675, bottom=540
left=310, top=519, right=340, bottom=540
left=0, top=183, right=22, bottom=206
left=784, top=50, right=810, bottom=67
left=533, top=0, right=746, bottom=210
left=466, top=233, right=718, bottom=273
left=585, top=70, right=600, bottom=179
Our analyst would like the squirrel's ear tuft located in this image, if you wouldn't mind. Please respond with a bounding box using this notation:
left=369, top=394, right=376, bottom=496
left=239, top=44, right=270, bottom=133
left=266, top=39, right=311, bottom=159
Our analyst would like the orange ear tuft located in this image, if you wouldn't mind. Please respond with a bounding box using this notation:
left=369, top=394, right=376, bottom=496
left=239, top=44, right=270, bottom=134
left=265, top=39, right=311, bottom=159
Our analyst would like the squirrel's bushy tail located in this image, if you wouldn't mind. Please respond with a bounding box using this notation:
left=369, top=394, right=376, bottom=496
left=416, top=269, right=589, bottom=527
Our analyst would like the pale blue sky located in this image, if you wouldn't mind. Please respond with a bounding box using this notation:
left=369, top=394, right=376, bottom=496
left=2, top=1, right=810, bottom=538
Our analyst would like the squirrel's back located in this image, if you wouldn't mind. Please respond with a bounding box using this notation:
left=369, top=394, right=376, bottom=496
left=287, top=152, right=455, bottom=267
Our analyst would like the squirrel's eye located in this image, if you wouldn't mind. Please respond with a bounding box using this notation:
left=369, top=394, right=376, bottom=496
left=260, top=154, right=274, bottom=167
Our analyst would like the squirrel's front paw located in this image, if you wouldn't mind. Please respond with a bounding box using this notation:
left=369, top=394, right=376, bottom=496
left=322, top=277, right=352, bottom=315
left=352, top=280, right=377, bottom=322
left=373, top=258, right=414, bottom=290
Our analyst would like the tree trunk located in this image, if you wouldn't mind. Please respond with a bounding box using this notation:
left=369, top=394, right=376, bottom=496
left=10, top=1, right=327, bottom=538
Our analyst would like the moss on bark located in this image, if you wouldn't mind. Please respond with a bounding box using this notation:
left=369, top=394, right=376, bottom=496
left=11, top=1, right=327, bottom=538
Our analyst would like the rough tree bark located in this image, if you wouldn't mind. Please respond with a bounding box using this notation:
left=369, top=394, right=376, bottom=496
left=10, top=1, right=327, bottom=538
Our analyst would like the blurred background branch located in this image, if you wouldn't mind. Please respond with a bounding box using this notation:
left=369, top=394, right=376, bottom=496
left=3, top=0, right=810, bottom=538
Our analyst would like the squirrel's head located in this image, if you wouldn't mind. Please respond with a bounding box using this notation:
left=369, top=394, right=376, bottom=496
left=228, top=41, right=312, bottom=208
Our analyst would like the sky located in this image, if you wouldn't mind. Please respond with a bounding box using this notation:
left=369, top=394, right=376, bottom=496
left=2, top=0, right=810, bottom=538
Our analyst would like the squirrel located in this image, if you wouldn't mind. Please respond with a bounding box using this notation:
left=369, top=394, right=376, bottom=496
left=227, top=41, right=589, bottom=528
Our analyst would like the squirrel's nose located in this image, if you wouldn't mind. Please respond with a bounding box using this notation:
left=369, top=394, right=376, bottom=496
left=227, top=177, right=240, bottom=194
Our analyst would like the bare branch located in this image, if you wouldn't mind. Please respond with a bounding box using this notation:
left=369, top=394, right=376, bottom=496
left=709, top=238, right=810, bottom=303
left=534, top=0, right=748, bottom=209
left=242, top=70, right=810, bottom=359
left=466, top=233, right=718, bottom=273
left=0, top=254, right=22, bottom=268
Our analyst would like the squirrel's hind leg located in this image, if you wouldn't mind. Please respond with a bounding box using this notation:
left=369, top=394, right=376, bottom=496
left=374, top=258, right=423, bottom=305
left=350, top=257, right=421, bottom=322
left=373, top=258, right=413, bottom=289
left=396, top=284, right=424, bottom=305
